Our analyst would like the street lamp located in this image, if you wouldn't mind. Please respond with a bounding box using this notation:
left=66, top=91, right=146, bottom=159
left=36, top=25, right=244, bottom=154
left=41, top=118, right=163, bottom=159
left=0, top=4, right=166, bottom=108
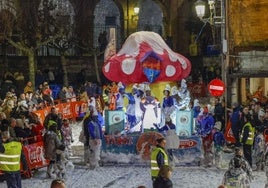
left=132, top=5, right=139, bottom=21
left=134, top=6, right=140, bottom=15
left=194, top=0, right=227, bottom=93
left=195, top=0, right=206, bottom=20
left=194, top=0, right=224, bottom=26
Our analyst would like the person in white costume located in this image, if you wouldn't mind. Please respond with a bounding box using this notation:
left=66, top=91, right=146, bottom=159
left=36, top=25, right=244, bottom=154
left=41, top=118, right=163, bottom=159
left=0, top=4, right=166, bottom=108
left=140, top=84, right=160, bottom=131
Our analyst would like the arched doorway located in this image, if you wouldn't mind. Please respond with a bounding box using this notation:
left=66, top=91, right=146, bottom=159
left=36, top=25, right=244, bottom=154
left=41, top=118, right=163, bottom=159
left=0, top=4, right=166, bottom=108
left=94, top=0, right=122, bottom=51
left=137, top=0, right=165, bottom=37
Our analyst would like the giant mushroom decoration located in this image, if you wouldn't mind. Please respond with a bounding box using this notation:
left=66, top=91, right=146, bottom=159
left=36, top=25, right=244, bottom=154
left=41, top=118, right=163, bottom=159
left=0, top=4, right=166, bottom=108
left=102, top=31, right=191, bottom=84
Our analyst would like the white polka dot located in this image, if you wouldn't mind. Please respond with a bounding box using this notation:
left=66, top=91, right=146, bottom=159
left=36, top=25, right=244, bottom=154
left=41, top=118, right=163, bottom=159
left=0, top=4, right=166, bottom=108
left=165, top=65, right=176, bottom=77
left=104, top=62, right=110, bottom=72
left=122, top=58, right=136, bottom=75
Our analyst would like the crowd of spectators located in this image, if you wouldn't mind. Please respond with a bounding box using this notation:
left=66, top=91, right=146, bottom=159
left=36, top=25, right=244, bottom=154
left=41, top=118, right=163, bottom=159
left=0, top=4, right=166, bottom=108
left=0, top=69, right=104, bottom=147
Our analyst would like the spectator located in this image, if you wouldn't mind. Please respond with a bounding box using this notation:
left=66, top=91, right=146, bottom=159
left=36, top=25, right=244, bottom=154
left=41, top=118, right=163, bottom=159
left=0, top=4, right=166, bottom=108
left=13, top=118, right=32, bottom=144
left=196, top=106, right=215, bottom=167
left=153, top=165, right=173, bottom=188
left=24, top=81, right=34, bottom=96
left=43, top=107, right=61, bottom=130
left=42, top=83, right=54, bottom=105
left=50, top=179, right=66, bottom=188
left=79, top=86, right=89, bottom=103
left=212, top=121, right=225, bottom=168
left=1, top=92, right=16, bottom=119
left=29, top=92, right=44, bottom=111
left=66, top=86, right=76, bottom=102
left=230, top=102, right=242, bottom=147
left=17, top=93, right=29, bottom=116
left=44, top=123, right=64, bottom=179
left=8, top=118, right=19, bottom=140
left=57, top=87, right=67, bottom=103
left=253, top=126, right=265, bottom=171
left=85, top=81, right=97, bottom=98
left=61, top=119, right=74, bottom=157
left=214, top=97, right=225, bottom=130
left=229, top=147, right=253, bottom=181
left=87, top=105, right=103, bottom=169
left=222, top=156, right=251, bottom=187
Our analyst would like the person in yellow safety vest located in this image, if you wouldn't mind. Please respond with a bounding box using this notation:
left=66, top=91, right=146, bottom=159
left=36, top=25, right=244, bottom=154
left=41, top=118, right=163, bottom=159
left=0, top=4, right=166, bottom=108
left=240, top=114, right=255, bottom=167
left=151, top=137, right=168, bottom=184
left=0, top=128, right=22, bottom=188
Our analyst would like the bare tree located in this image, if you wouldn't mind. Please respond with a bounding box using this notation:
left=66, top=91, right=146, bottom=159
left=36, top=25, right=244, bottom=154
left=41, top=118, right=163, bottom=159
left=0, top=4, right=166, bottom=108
left=4, top=0, right=66, bottom=88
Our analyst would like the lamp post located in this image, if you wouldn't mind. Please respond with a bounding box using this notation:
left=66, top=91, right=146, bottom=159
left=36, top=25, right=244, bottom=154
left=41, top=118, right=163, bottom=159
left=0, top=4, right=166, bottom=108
left=194, top=0, right=228, bottom=114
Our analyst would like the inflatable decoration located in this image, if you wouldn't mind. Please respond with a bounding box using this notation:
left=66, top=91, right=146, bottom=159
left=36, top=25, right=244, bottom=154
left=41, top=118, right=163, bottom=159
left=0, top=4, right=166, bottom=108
left=102, top=31, right=191, bottom=84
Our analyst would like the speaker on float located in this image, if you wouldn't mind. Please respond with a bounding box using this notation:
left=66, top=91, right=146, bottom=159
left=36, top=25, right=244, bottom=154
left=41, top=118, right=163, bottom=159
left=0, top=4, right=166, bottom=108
left=104, top=110, right=125, bottom=135
left=175, top=110, right=193, bottom=136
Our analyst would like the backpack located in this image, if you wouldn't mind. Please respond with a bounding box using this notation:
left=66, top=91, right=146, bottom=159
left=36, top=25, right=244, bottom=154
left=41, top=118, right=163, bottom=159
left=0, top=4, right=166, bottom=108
left=213, top=132, right=225, bottom=146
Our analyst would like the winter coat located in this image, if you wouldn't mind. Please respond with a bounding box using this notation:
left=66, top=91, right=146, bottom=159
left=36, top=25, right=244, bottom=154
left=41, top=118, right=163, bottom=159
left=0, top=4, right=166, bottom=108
left=14, top=126, right=31, bottom=139
left=230, top=107, right=242, bottom=132
left=229, top=156, right=253, bottom=181
left=197, top=114, right=215, bottom=137
left=153, top=176, right=173, bottom=188
left=43, top=113, right=61, bottom=130
left=44, top=130, right=62, bottom=161
left=222, top=168, right=250, bottom=188
left=61, top=124, right=73, bottom=145
left=214, top=103, right=225, bottom=122
left=31, top=123, right=45, bottom=142
left=87, top=120, right=103, bottom=140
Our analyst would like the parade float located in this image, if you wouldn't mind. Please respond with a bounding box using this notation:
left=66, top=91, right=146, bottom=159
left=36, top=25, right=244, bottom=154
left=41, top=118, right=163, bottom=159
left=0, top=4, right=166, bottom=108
left=101, top=31, right=203, bottom=165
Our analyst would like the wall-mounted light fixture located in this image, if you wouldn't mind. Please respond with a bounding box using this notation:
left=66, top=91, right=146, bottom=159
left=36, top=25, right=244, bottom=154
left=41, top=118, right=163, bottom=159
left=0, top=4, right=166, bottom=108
left=132, top=6, right=140, bottom=21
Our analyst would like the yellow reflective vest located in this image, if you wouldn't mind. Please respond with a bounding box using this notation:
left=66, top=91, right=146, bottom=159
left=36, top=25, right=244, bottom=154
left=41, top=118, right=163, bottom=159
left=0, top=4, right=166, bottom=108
left=240, top=122, right=255, bottom=145
left=0, top=141, right=22, bottom=172
left=150, top=146, right=168, bottom=178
